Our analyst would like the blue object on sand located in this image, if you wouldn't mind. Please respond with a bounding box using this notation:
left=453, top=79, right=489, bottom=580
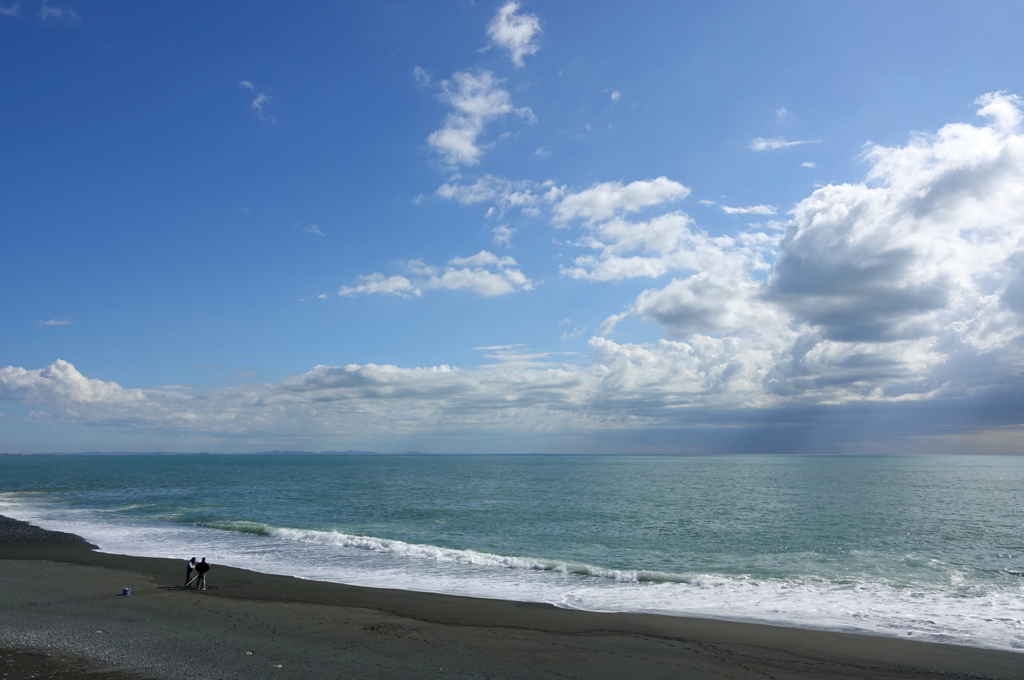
left=122, top=588, right=131, bottom=596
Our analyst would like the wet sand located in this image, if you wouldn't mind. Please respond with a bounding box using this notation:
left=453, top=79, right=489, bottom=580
left=1, top=517, right=1021, bottom=679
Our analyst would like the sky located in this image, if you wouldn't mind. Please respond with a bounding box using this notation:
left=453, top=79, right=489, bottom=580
left=3, top=1, right=1024, bottom=454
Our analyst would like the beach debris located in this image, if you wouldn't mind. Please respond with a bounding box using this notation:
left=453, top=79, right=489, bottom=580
left=245, top=651, right=253, bottom=655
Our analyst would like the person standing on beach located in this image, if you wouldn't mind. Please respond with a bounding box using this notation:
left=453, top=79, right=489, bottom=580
left=194, top=557, right=210, bottom=590
left=185, top=557, right=197, bottom=588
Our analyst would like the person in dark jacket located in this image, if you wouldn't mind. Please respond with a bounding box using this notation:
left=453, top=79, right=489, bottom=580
left=195, top=557, right=211, bottom=590
left=185, top=557, right=197, bottom=588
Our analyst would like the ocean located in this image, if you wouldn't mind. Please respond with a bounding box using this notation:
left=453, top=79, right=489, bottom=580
left=1, top=453, right=1022, bottom=651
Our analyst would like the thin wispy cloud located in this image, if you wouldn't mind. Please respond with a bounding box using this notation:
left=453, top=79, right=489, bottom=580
left=251, top=92, right=273, bottom=121
left=800, top=161, right=816, bottom=168
left=720, top=204, right=776, bottom=215
left=304, top=225, right=326, bottom=236
left=748, top=137, right=818, bottom=151
left=39, top=1, right=79, bottom=23
left=485, top=2, right=542, bottom=68
left=240, top=81, right=275, bottom=122
left=611, top=90, right=621, bottom=103
left=0, top=3, right=20, bottom=16
left=492, top=224, right=515, bottom=247
left=37, top=319, right=73, bottom=326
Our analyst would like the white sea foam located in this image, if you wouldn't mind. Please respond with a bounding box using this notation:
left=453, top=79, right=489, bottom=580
left=2, top=494, right=1023, bottom=652
left=266, top=526, right=690, bottom=583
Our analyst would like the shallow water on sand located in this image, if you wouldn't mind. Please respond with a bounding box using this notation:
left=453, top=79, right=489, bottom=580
left=1, top=453, right=1022, bottom=650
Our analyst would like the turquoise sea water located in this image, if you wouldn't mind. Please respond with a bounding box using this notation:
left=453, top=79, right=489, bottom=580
left=1, top=454, right=1022, bottom=650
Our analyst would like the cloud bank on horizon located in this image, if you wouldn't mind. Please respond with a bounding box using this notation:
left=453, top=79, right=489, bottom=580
left=4, top=2, right=1024, bottom=453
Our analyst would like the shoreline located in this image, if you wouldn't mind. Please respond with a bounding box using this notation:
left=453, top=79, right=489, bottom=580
left=1, top=517, right=1022, bottom=679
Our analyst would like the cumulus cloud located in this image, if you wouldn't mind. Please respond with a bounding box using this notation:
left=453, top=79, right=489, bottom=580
left=749, top=137, right=817, bottom=151
left=801, top=162, right=816, bottom=168
left=339, top=251, right=533, bottom=298
left=553, top=177, right=690, bottom=224
left=578, top=91, right=1024, bottom=406
left=769, top=91, right=1024, bottom=348
left=0, top=360, right=146, bottom=410
left=426, top=71, right=534, bottom=166
left=611, top=90, right=622, bottom=103
left=486, top=2, right=542, bottom=68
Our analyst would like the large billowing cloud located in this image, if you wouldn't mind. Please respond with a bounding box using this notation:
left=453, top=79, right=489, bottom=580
left=5, top=93, right=1024, bottom=450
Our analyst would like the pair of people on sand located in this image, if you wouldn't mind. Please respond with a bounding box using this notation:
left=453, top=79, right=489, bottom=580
left=185, top=557, right=211, bottom=590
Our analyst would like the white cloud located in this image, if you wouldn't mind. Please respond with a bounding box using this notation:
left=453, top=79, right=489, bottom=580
left=611, top=90, right=621, bottom=103
left=339, top=251, right=533, bottom=298
left=427, top=71, right=534, bottom=166
left=800, top=162, right=816, bottom=168
left=0, top=360, right=145, bottom=408
left=0, top=3, right=19, bottom=16
left=769, top=91, right=1024, bottom=350
left=305, top=225, right=326, bottom=236
left=584, top=92, right=1024, bottom=404
left=486, top=2, right=542, bottom=68
left=561, top=212, right=776, bottom=299
left=239, top=80, right=255, bottom=91
left=317, top=294, right=329, bottom=300
left=720, top=204, right=777, bottom=215
left=339, top=273, right=419, bottom=298
left=492, top=224, right=515, bottom=247
left=749, top=137, right=817, bottom=151
left=37, top=319, right=72, bottom=326
left=413, top=66, right=431, bottom=87
left=775, top=107, right=788, bottom=119
left=553, top=177, right=690, bottom=224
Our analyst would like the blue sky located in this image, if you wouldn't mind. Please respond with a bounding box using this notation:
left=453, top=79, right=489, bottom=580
left=4, top=1, right=1024, bottom=453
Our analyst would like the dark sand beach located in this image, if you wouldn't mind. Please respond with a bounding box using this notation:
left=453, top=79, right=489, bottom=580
left=1, top=516, right=1021, bottom=679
